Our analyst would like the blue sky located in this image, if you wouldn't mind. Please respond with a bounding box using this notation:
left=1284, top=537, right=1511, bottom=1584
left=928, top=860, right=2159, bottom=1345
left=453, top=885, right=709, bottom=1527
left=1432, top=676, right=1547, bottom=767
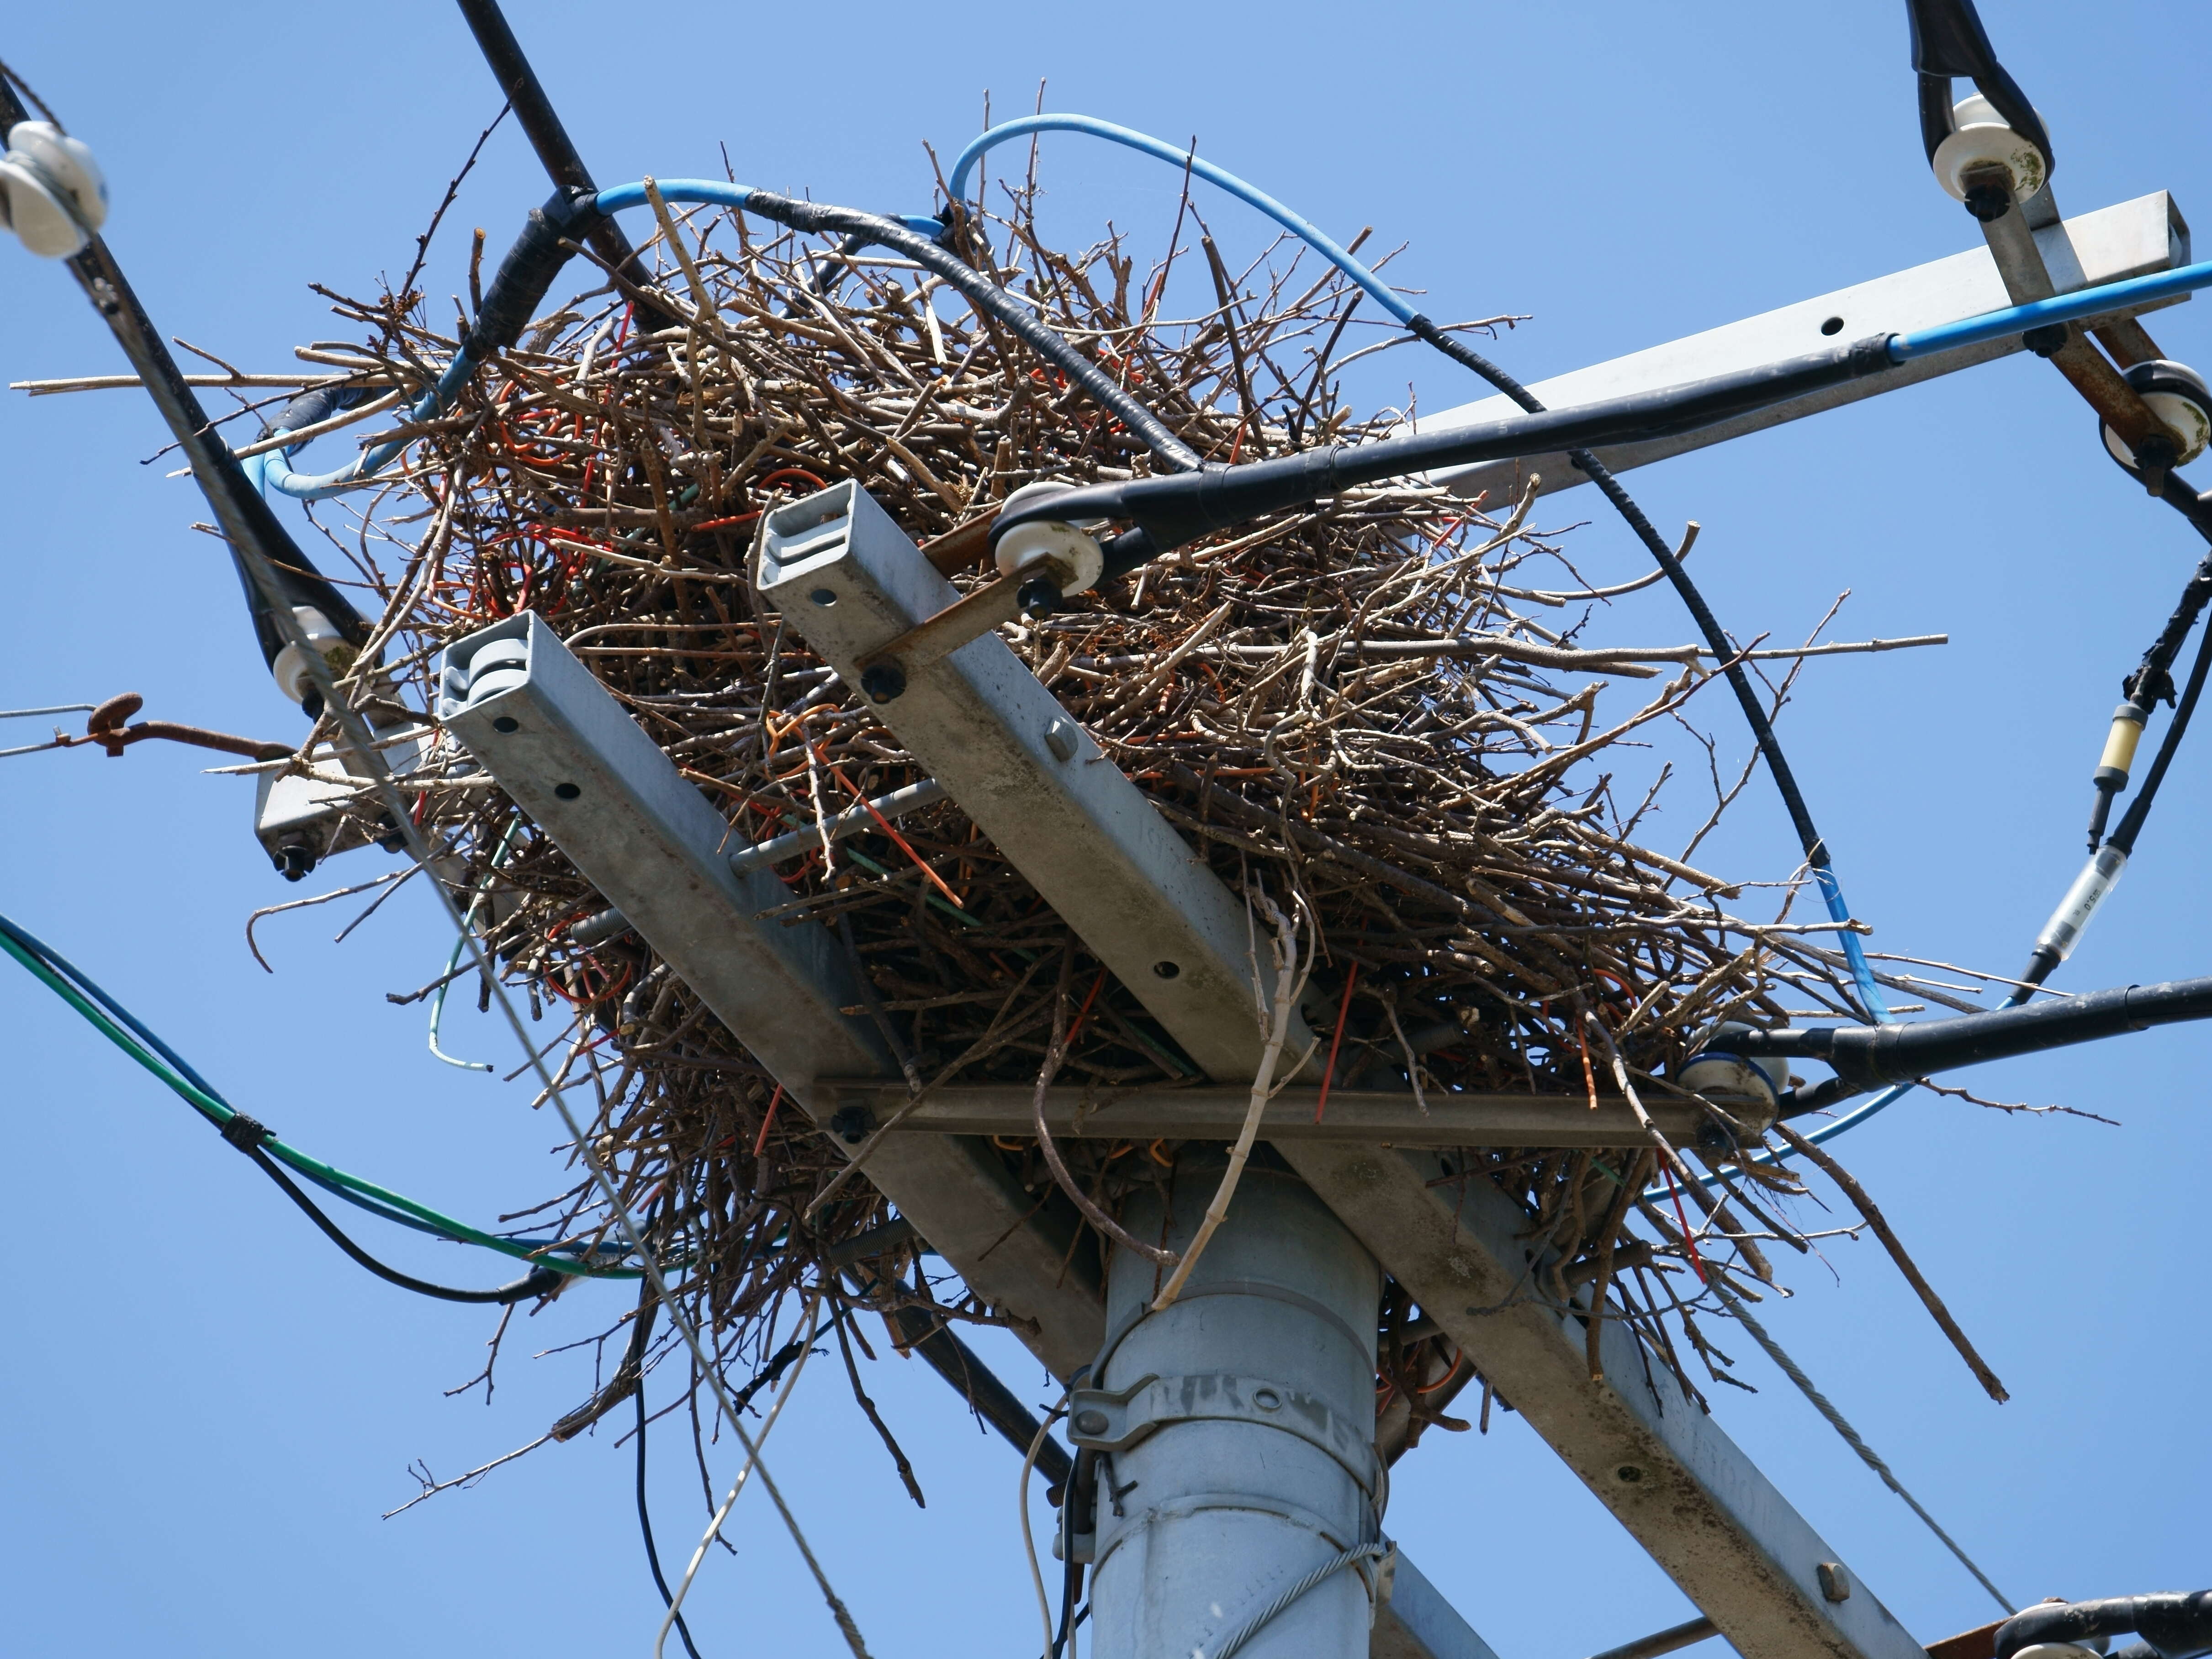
left=0, top=4, right=2207, bottom=1656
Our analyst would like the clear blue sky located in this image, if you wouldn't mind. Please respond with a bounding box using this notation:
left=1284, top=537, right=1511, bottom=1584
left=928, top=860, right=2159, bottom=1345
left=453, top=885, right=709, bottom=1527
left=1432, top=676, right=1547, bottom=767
left=1, top=3, right=2207, bottom=1656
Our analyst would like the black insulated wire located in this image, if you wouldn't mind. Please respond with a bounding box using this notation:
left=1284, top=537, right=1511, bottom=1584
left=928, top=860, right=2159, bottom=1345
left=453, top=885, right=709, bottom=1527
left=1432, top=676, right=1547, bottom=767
left=1995, top=1592, right=2212, bottom=1659
left=2084, top=539, right=2212, bottom=847
left=1051, top=334, right=1898, bottom=571
left=625, top=1286, right=706, bottom=1659
left=2106, top=581, right=2212, bottom=859
left=741, top=193, right=1203, bottom=474
left=230, top=1127, right=565, bottom=1304
left=463, top=188, right=1205, bottom=477
left=1742, top=968, right=2212, bottom=1092
left=1406, top=319, right=1849, bottom=877
left=1904, top=0, right=2055, bottom=177
left=0, top=75, right=370, bottom=681
left=451, top=0, right=674, bottom=334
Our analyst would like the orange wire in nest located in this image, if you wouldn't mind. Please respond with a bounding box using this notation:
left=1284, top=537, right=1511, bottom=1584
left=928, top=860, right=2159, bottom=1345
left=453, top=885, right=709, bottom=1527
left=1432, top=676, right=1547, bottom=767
left=751, top=1083, right=784, bottom=1157
left=815, top=744, right=963, bottom=909
left=695, top=465, right=833, bottom=534
left=1416, top=1346, right=1466, bottom=1393
left=543, top=953, right=634, bottom=1007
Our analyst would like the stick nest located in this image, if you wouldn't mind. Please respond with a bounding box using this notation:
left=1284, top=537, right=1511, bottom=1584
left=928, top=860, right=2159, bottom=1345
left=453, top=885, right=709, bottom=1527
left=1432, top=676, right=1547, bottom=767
left=286, top=171, right=1877, bottom=1447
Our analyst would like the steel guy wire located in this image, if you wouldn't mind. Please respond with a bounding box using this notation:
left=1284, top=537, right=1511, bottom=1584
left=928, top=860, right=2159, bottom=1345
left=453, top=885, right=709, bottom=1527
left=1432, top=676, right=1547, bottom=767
left=1709, top=1277, right=2014, bottom=1615
left=225, top=533, right=873, bottom=1657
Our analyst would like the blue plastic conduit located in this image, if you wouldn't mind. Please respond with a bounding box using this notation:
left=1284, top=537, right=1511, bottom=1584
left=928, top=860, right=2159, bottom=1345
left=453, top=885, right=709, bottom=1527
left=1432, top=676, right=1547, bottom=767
left=1890, top=258, right=2212, bottom=360
left=943, top=115, right=1422, bottom=327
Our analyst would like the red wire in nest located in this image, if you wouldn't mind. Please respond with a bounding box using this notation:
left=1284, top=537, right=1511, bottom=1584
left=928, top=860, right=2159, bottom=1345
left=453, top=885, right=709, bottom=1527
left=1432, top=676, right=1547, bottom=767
left=1662, top=1162, right=1708, bottom=1285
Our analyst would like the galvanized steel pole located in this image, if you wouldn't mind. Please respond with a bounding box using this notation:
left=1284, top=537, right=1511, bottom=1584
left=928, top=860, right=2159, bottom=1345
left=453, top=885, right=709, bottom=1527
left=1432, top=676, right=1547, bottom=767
left=1075, top=1152, right=1382, bottom=1659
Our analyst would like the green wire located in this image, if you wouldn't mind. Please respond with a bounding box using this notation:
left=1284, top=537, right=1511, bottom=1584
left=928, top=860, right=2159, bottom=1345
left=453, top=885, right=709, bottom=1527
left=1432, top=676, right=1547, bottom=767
left=0, top=929, right=636, bottom=1281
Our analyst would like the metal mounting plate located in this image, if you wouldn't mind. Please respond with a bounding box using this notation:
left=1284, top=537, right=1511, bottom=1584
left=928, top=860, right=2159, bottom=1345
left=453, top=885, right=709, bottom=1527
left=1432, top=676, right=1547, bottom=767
left=1069, top=1370, right=1383, bottom=1498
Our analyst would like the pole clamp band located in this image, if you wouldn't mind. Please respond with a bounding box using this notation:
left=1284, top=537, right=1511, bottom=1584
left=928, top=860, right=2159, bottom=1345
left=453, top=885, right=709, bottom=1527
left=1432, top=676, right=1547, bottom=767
left=1067, top=1371, right=1382, bottom=1499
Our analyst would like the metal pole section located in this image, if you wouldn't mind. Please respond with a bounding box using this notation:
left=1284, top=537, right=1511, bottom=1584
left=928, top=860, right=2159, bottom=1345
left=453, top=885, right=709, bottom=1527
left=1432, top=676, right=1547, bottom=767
left=1074, top=1152, right=1381, bottom=1659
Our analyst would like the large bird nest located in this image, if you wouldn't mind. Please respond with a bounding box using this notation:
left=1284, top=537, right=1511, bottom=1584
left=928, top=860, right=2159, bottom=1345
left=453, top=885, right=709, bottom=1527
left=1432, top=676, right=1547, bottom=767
left=270, top=166, right=1921, bottom=1458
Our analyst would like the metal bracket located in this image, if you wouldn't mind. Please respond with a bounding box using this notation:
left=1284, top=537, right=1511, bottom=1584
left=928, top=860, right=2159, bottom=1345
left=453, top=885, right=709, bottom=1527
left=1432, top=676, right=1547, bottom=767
left=1069, top=1371, right=1383, bottom=1500
left=252, top=730, right=427, bottom=878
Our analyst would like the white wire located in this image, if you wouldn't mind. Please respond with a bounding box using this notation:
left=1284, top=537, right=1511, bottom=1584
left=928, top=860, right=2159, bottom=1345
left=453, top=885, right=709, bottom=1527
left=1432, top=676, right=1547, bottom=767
left=1019, top=1386, right=1076, bottom=1659
left=653, top=1294, right=824, bottom=1659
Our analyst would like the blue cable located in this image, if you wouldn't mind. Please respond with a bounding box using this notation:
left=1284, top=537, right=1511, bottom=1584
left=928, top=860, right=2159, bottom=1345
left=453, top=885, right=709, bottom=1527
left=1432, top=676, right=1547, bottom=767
left=0, top=910, right=627, bottom=1259
left=942, top=115, right=1420, bottom=327
left=256, top=181, right=757, bottom=501
left=1891, top=258, right=2212, bottom=360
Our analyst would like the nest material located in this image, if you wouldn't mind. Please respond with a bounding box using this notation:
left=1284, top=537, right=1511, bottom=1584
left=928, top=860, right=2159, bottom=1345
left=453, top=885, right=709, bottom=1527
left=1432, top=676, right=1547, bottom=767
left=286, top=174, right=1879, bottom=1438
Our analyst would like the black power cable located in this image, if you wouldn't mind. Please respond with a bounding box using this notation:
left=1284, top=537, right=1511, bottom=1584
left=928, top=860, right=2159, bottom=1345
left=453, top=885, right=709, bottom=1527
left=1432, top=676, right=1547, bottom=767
left=462, top=186, right=1206, bottom=479
left=223, top=1117, right=564, bottom=1304
left=625, top=1286, right=706, bottom=1659
left=1405, top=321, right=1851, bottom=881
left=1904, top=0, right=2054, bottom=187
left=1740, top=965, right=2212, bottom=1094
left=451, top=0, right=676, bottom=335
left=2082, top=542, right=2212, bottom=848
left=2106, top=594, right=2212, bottom=861
left=0, top=72, right=370, bottom=692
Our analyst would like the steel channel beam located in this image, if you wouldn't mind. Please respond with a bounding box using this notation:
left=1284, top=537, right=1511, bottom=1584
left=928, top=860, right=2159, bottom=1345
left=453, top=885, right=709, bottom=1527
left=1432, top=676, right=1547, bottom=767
left=753, top=481, right=1311, bottom=1080
left=1422, top=190, right=2188, bottom=504
left=1372, top=1552, right=1505, bottom=1659
left=436, top=611, right=1103, bottom=1379
left=761, top=484, right=1918, bottom=1659
left=1281, top=1137, right=1927, bottom=1659
left=822, top=1080, right=1729, bottom=1148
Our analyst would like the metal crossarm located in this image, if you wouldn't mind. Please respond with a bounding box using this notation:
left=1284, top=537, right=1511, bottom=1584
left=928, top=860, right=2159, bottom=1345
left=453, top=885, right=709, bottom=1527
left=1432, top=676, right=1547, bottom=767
left=763, top=479, right=1924, bottom=1659
left=1420, top=191, right=2187, bottom=505
left=437, top=611, right=1105, bottom=1378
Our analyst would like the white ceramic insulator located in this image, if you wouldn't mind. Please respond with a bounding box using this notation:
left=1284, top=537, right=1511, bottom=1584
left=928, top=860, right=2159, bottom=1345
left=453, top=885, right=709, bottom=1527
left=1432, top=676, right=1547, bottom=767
left=6, top=123, right=106, bottom=228
left=0, top=155, right=83, bottom=258
left=1678, top=1052, right=1781, bottom=1113
left=270, top=606, right=348, bottom=705
left=463, top=638, right=533, bottom=705
left=2013, top=1644, right=2107, bottom=1659
left=1931, top=93, right=2049, bottom=204
left=2103, top=390, right=2212, bottom=470
left=994, top=480, right=1105, bottom=593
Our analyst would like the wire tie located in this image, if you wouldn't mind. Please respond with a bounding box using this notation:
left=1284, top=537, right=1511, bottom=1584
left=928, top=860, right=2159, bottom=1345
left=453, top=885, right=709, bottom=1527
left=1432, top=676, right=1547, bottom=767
left=219, top=1112, right=273, bottom=1152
